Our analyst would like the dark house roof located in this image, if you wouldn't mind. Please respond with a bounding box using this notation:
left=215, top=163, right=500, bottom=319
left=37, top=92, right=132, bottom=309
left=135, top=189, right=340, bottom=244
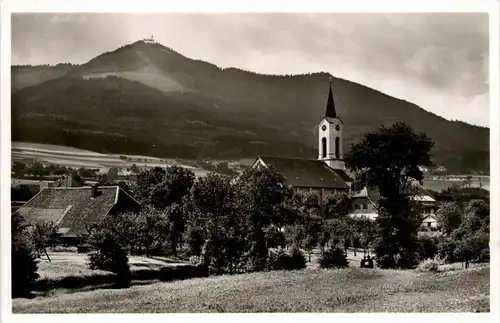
left=16, top=186, right=141, bottom=238
left=255, top=157, right=350, bottom=189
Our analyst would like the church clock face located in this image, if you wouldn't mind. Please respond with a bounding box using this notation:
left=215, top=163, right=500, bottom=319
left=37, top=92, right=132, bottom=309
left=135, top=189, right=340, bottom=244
left=335, top=125, right=341, bottom=131
left=321, top=125, right=327, bottom=131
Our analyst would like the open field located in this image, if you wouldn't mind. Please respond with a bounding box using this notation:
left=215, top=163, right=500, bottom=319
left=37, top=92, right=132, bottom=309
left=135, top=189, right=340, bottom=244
left=12, top=264, right=489, bottom=313
left=423, top=178, right=490, bottom=192
left=36, top=248, right=361, bottom=281
left=11, top=141, right=210, bottom=178
left=37, top=252, right=187, bottom=281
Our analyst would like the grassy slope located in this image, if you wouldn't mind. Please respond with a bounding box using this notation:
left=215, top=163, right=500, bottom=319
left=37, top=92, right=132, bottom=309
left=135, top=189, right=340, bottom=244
left=36, top=252, right=187, bottom=281
left=13, top=266, right=489, bottom=313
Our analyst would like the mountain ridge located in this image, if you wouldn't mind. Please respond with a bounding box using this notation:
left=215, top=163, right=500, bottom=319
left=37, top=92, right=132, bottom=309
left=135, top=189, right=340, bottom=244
left=11, top=40, right=490, bottom=173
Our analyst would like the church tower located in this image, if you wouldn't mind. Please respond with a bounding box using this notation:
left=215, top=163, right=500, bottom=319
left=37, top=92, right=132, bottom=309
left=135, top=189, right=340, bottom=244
left=318, top=79, right=345, bottom=170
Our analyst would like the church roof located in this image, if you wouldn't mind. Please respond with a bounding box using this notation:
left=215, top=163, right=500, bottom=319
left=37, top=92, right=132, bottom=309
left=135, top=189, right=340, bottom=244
left=255, top=157, right=350, bottom=189
left=325, top=81, right=337, bottom=119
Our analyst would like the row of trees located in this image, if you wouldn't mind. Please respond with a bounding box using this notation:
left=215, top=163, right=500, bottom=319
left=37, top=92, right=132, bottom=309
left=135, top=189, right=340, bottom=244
left=84, top=166, right=355, bottom=279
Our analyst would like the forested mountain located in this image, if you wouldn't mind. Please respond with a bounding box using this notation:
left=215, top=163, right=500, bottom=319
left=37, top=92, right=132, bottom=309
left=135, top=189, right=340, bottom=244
left=11, top=41, right=489, bottom=173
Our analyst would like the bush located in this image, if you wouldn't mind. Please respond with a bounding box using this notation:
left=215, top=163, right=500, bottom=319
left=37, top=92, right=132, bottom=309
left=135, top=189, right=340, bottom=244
left=266, top=249, right=290, bottom=271
left=416, top=258, right=439, bottom=272
left=266, top=247, right=306, bottom=271
left=319, top=245, right=348, bottom=269
left=86, top=217, right=132, bottom=287
left=288, top=246, right=307, bottom=270
left=88, top=244, right=131, bottom=287
left=12, top=213, right=39, bottom=298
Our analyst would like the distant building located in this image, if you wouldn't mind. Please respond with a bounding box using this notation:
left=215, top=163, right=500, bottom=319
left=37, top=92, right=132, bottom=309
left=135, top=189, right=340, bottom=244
left=15, top=185, right=141, bottom=244
left=418, top=165, right=429, bottom=173
left=436, top=166, right=447, bottom=173
left=143, top=35, right=155, bottom=44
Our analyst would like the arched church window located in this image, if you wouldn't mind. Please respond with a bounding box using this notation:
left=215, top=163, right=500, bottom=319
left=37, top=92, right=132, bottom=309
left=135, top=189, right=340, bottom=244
left=322, top=137, right=327, bottom=158
left=335, top=137, right=340, bottom=159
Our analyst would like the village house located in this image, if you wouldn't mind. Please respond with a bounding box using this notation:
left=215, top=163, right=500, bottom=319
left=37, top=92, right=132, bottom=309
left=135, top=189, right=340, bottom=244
left=253, top=80, right=440, bottom=224
left=15, top=184, right=141, bottom=245
left=350, top=186, right=439, bottom=228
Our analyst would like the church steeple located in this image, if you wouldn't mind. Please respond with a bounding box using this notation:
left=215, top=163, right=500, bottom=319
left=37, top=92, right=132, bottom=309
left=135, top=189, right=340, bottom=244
left=325, top=78, right=336, bottom=118
left=318, top=77, right=344, bottom=171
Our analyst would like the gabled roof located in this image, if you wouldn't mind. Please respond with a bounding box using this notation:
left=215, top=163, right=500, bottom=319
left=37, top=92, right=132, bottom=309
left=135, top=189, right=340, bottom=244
left=255, top=157, right=350, bottom=189
left=16, top=186, right=141, bottom=237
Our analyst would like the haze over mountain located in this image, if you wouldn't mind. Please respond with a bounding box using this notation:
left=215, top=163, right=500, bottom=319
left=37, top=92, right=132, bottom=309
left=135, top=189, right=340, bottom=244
left=11, top=40, right=489, bottom=173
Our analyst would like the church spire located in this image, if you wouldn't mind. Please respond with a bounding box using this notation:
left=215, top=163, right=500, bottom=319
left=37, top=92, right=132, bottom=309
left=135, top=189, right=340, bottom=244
left=325, top=77, right=336, bottom=118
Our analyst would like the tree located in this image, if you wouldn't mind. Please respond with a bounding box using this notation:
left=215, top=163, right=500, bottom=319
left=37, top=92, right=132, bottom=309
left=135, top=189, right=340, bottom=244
left=12, top=213, right=39, bottom=298
left=356, top=216, right=377, bottom=256
left=165, top=203, right=185, bottom=257
left=86, top=213, right=132, bottom=287
left=30, top=162, right=49, bottom=179
left=235, top=166, right=295, bottom=272
left=135, top=165, right=195, bottom=209
left=435, top=202, right=462, bottom=235
left=325, top=191, right=351, bottom=219
left=30, top=220, right=59, bottom=262
left=12, top=161, right=26, bottom=177
left=187, top=172, right=245, bottom=274
left=344, top=122, right=434, bottom=269
left=449, top=199, right=489, bottom=268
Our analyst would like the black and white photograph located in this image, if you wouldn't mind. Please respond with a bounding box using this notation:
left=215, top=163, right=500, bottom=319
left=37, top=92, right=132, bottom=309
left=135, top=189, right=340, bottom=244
left=1, top=0, right=499, bottom=319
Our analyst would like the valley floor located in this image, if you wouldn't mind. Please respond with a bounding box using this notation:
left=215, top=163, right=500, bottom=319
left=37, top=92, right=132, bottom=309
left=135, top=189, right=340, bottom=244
left=12, top=265, right=489, bottom=313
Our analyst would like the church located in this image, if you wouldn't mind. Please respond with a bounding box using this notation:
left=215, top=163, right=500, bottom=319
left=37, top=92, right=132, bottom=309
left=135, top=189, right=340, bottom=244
left=251, top=80, right=438, bottom=221
left=252, top=80, right=352, bottom=204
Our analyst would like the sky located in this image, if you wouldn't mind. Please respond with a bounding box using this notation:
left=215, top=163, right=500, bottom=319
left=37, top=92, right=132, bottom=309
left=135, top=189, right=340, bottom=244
left=11, top=13, right=490, bottom=127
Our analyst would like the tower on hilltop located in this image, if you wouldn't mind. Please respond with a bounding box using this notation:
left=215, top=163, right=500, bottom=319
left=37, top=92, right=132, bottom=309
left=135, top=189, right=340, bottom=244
left=144, top=34, right=155, bottom=44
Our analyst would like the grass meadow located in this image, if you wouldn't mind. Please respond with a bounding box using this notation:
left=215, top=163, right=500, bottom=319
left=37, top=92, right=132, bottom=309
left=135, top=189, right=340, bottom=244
left=12, top=264, right=489, bottom=313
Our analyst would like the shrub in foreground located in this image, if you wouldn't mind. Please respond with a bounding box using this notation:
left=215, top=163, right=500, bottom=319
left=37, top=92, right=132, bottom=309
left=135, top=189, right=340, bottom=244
left=88, top=244, right=131, bottom=287
left=266, top=247, right=306, bottom=271
left=287, top=246, right=307, bottom=270
left=416, top=258, right=439, bottom=272
left=86, top=219, right=132, bottom=288
left=319, top=245, right=348, bottom=269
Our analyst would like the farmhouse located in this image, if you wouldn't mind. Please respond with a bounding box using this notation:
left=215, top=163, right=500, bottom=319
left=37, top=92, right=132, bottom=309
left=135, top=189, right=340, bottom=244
left=15, top=185, right=141, bottom=244
left=253, top=80, right=439, bottom=222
